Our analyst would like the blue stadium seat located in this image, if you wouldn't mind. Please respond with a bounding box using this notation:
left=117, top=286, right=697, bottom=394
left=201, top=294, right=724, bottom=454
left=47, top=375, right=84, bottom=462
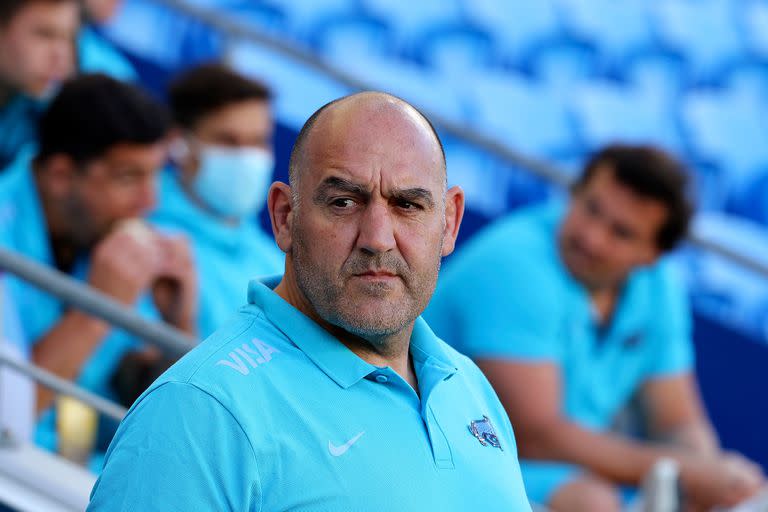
left=740, top=0, right=768, bottom=61
left=443, top=138, right=509, bottom=218
left=571, top=81, right=683, bottom=153
left=229, top=42, right=352, bottom=129
left=684, top=212, right=768, bottom=337
left=557, top=0, right=653, bottom=71
left=625, top=53, right=686, bottom=103
left=326, top=54, right=466, bottom=124
left=315, top=15, right=392, bottom=63
left=462, top=0, right=562, bottom=65
left=360, top=0, right=463, bottom=53
left=418, top=26, right=494, bottom=77
left=530, top=42, right=596, bottom=94
left=725, top=63, right=768, bottom=104
left=681, top=88, right=768, bottom=189
left=652, top=0, right=744, bottom=84
left=267, top=0, right=357, bottom=39
left=104, top=0, right=222, bottom=68
left=464, top=71, right=575, bottom=158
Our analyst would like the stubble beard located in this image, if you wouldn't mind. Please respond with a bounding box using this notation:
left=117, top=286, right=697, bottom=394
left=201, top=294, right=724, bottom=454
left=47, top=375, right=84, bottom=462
left=290, top=224, right=442, bottom=350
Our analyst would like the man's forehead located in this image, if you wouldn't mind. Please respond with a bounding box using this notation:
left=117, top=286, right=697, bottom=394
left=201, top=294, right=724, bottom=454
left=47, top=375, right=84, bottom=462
left=301, top=94, right=444, bottom=187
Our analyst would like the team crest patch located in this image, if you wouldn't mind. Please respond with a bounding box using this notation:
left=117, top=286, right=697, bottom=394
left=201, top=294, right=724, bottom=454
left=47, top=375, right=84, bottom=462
left=469, top=415, right=503, bottom=451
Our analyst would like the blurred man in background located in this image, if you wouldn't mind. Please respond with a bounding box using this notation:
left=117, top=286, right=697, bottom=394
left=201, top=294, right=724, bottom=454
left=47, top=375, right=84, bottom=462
left=88, top=92, right=532, bottom=511
left=151, top=63, right=283, bottom=338
left=0, top=74, right=196, bottom=457
left=0, top=0, right=78, bottom=171
left=426, top=145, right=764, bottom=511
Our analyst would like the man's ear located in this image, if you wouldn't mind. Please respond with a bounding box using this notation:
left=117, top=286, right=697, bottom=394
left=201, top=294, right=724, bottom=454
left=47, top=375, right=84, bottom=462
left=36, top=154, right=77, bottom=199
left=441, top=185, right=465, bottom=257
left=268, top=182, right=295, bottom=253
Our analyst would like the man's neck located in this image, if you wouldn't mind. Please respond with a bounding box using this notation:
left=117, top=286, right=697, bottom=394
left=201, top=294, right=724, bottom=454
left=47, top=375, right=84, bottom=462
left=588, top=285, right=620, bottom=326
left=274, top=265, right=418, bottom=390
left=0, top=81, right=17, bottom=109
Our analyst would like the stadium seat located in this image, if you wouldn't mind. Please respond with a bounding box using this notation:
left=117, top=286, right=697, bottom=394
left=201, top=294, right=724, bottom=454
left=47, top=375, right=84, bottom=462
left=652, top=0, right=744, bottom=84
left=462, top=0, right=562, bottom=65
left=530, top=42, right=596, bottom=94
left=228, top=42, right=352, bottom=129
left=570, top=81, right=683, bottom=154
left=464, top=71, right=576, bottom=158
left=266, top=0, right=356, bottom=40
left=681, top=88, right=768, bottom=189
left=314, top=15, right=392, bottom=63
left=740, top=0, right=768, bottom=61
left=684, top=212, right=768, bottom=337
left=625, top=53, right=686, bottom=103
left=418, top=26, right=494, bottom=77
left=557, top=0, right=653, bottom=72
left=360, top=0, right=463, bottom=53
left=324, top=54, right=466, bottom=124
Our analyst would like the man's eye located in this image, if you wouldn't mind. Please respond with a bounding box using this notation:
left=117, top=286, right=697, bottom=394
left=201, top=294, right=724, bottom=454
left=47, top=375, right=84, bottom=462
left=396, top=199, right=422, bottom=211
left=330, top=198, right=356, bottom=208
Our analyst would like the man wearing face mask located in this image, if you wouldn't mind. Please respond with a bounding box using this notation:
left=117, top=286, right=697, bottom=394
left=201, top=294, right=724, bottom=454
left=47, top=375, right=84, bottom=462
left=150, top=63, right=283, bottom=338
left=0, top=0, right=79, bottom=172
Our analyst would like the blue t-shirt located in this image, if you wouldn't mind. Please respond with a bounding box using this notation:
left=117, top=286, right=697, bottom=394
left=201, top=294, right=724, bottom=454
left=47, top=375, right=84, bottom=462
left=88, top=277, right=532, bottom=511
left=150, top=169, right=283, bottom=338
left=0, top=154, right=160, bottom=449
left=425, top=201, right=693, bottom=431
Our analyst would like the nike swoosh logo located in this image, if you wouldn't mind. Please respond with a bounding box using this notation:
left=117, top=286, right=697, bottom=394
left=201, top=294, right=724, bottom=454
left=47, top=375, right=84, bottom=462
left=328, top=431, right=365, bottom=457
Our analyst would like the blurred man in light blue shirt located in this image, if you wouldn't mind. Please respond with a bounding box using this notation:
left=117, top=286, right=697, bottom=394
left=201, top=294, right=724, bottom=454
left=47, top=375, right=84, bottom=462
left=151, top=64, right=283, bottom=338
left=0, top=74, right=196, bottom=454
left=426, top=145, right=764, bottom=511
left=89, top=92, right=532, bottom=511
left=0, top=0, right=79, bottom=171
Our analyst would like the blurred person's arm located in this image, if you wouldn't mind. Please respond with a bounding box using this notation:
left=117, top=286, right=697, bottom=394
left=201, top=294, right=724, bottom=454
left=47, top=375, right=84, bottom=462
left=641, top=373, right=719, bottom=455
left=478, top=358, right=763, bottom=508
left=32, top=225, right=163, bottom=414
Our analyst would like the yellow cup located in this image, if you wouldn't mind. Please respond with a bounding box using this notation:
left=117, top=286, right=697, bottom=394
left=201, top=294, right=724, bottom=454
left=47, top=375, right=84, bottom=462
left=56, top=396, right=98, bottom=466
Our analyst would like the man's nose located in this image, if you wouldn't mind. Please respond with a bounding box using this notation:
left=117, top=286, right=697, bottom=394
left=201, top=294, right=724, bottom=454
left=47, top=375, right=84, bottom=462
left=356, top=201, right=396, bottom=255
left=135, top=178, right=158, bottom=216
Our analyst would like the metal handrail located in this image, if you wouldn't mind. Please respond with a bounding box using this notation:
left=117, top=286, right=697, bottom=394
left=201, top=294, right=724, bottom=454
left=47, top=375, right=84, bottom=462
left=147, top=0, right=768, bottom=279
left=0, top=351, right=126, bottom=422
left=0, top=247, right=196, bottom=358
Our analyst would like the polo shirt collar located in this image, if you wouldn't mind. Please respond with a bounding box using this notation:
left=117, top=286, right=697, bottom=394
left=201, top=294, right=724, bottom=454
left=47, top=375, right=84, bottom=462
left=247, top=277, right=459, bottom=389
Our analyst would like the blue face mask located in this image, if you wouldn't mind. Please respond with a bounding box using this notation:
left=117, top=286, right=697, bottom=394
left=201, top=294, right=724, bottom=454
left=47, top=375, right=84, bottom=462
left=192, top=145, right=275, bottom=219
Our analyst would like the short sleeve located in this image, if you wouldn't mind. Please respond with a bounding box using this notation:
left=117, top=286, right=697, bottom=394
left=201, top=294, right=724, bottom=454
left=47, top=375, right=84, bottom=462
left=644, top=263, right=694, bottom=377
left=426, top=226, right=564, bottom=363
left=88, top=382, right=261, bottom=512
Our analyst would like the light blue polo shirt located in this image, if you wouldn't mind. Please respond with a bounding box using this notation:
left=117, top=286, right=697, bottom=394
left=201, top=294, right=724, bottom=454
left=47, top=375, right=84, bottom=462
left=425, top=201, right=693, bottom=503
left=150, top=169, right=284, bottom=338
left=0, top=152, right=160, bottom=451
left=88, top=277, right=532, bottom=511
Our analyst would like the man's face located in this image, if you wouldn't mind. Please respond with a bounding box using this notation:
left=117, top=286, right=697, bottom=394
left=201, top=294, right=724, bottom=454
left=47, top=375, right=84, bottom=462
left=68, top=142, right=167, bottom=246
left=288, top=101, right=454, bottom=342
left=0, top=1, right=78, bottom=97
left=184, top=99, right=272, bottom=170
left=559, top=166, right=668, bottom=290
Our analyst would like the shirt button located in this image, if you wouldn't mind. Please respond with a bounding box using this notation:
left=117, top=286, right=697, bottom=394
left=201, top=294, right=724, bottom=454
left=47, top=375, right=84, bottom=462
left=375, top=374, right=388, bottom=384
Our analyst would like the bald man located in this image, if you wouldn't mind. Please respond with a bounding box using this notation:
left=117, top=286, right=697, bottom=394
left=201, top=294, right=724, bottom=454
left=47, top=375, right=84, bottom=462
left=88, top=93, right=532, bottom=511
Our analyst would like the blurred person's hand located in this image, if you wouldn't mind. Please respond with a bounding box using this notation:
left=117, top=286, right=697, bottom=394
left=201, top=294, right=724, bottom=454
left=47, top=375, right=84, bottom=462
left=681, top=451, right=765, bottom=510
left=152, top=235, right=197, bottom=335
left=88, top=220, right=164, bottom=305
